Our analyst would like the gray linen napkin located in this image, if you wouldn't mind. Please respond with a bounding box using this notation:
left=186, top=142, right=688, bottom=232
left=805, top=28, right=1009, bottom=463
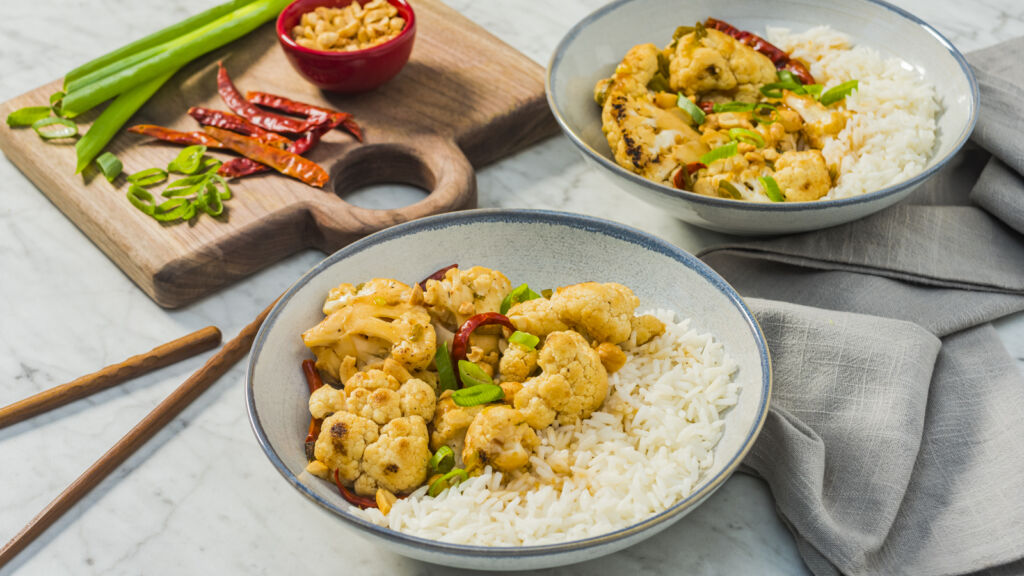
left=698, top=39, right=1024, bottom=576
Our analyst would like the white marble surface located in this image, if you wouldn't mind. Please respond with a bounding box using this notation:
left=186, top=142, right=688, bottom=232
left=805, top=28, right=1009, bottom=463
left=2, top=0, right=1023, bottom=574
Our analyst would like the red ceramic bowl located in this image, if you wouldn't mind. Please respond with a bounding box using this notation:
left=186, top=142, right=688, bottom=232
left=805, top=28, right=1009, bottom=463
left=277, top=0, right=415, bottom=93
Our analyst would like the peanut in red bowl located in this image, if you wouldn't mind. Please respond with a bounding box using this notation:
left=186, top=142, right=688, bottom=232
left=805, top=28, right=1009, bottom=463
left=276, top=0, right=415, bottom=93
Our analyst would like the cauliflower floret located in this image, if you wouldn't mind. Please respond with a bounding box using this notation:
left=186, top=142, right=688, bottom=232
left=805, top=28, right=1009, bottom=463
left=360, top=415, right=431, bottom=495
left=323, top=278, right=412, bottom=315
left=423, top=266, right=513, bottom=329
left=430, top=391, right=484, bottom=452
left=631, top=314, right=666, bottom=346
left=549, top=282, right=640, bottom=344
left=781, top=91, right=847, bottom=149
left=398, top=378, right=436, bottom=421
left=595, top=342, right=627, bottom=374
left=773, top=150, right=832, bottom=202
left=308, top=385, right=346, bottom=419
left=514, top=330, right=609, bottom=428
left=345, top=387, right=401, bottom=425
left=314, top=411, right=379, bottom=484
left=669, top=28, right=776, bottom=97
left=346, top=369, right=400, bottom=391
left=499, top=342, right=539, bottom=382
left=303, top=297, right=437, bottom=371
left=499, top=381, right=523, bottom=402
left=507, top=297, right=568, bottom=339
left=463, top=406, right=540, bottom=473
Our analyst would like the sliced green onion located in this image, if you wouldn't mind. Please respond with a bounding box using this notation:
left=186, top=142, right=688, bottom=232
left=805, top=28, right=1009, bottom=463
left=760, top=81, right=802, bottom=99
left=820, top=80, right=859, bottom=106
left=699, top=141, right=738, bottom=165
left=63, top=0, right=259, bottom=89
left=428, top=468, right=469, bottom=497
left=718, top=180, right=743, bottom=200
left=646, top=73, right=670, bottom=93
left=153, top=197, right=193, bottom=222
left=49, top=91, right=65, bottom=106
left=759, top=175, right=785, bottom=202
left=127, top=167, right=168, bottom=187
left=500, top=283, right=541, bottom=315
left=96, top=152, right=122, bottom=182
left=451, top=383, right=504, bottom=407
left=508, top=331, right=539, bottom=350
left=435, top=343, right=458, bottom=393
left=127, top=185, right=156, bottom=215
left=670, top=25, right=695, bottom=48
left=429, top=446, right=455, bottom=474
left=712, top=101, right=755, bottom=113
left=213, top=174, right=232, bottom=200
left=540, top=288, right=553, bottom=299
left=60, top=0, right=291, bottom=117
left=75, top=70, right=174, bottom=173
left=777, top=70, right=800, bottom=85
left=676, top=93, right=705, bottom=125
left=32, top=117, right=78, bottom=140
left=199, top=182, right=225, bottom=216
left=457, top=360, right=493, bottom=389
left=728, top=128, right=765, bottom=148
left=6, top=106, right=52, bottom=127
left=803, top=84, right=823, bottom=98
left=167, top=145, right=207, bottom=174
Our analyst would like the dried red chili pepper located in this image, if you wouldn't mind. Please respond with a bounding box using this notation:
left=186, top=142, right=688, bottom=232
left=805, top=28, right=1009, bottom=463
left=697, top=101, right=715, bottom=115
left=216, top=63, right=311, bottom=134
left=418, top=264, right=458, bottom=290
left=301, top=359, right=324, bottom=459
left=333, top=470, right=378, bottom=509
left=204, top=126, right=329, bottom=187
left=672, top=162, right=706, bottom=190
left=217, top=114, right=345, bottom=180
left=451, top=312, right=516, bottom=363
left=187, top=106, right=292, bottom=148
left=246, top=90, right=364, bottom=142
left=128, top=125, right=222, bottom=148
left=704, top=18, right=815, bottom=84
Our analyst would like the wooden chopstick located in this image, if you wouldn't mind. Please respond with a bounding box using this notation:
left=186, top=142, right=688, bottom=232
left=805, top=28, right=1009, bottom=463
left=0, top=326, right=222, bottom=429
left=0, top=300, right=276, bottom=569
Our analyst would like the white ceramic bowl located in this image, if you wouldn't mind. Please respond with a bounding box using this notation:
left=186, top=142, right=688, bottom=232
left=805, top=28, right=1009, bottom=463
left=547, top=0, right=978, bottom=235
left=246, top=209, right=771, bottom=570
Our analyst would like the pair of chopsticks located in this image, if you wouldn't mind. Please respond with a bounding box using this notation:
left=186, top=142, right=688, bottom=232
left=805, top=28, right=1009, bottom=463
left=0, top=301, right=276, bottom=568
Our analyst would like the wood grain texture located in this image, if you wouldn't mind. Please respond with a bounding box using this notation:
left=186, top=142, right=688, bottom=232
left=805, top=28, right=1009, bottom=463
left=0, top=0, right=557, bottom=308
left=0, top=326, right=222, bottom=429
left=0, top=302, right=273, bottom=569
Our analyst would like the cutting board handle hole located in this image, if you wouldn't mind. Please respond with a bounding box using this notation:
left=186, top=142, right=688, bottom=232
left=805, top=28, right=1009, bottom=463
left=330, top=143, right=435, bottom=209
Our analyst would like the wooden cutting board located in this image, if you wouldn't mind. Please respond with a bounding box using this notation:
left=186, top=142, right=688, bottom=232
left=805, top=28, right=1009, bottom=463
left=0, top=0, right=557, bottom=308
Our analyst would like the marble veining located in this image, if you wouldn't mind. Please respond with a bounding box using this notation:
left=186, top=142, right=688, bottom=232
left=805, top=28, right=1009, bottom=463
left=2, top=0, right=1023, bottom=574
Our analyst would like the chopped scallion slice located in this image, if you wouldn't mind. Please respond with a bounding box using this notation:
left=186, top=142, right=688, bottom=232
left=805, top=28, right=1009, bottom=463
left=451, top=383, right=504, bottom=407
left=429, top=446, right=455, bottom=474
left=718, top=180, right=743, bottom=200
left=820, top=80, right=859, bottom=106
left=508, top=331, right=539, bottom=350
left=540, top=288, right=553, bottom=299
left=676, top=93, right=705, bottom=125
left=32, top=117, right=77, bottom=140
left=428, top=468, right=469, bottom=497
left=167, top=145, right=207, bottom=174
left=759, top=175, right=785, bottom=202
left=6, top=106, right=52, bottom=127
left=500, top=283, right=541, bottom=315
left=712, top=101, right=756, bottom=113
left=803, top=84, right=823, bottom=98
left=728, top=128, right=765, bottom=148
left=127, top=167, right=168, bottom=187
left=127, top=185, right=156, bottom=215
left=699, top=141, right=738, bottom=165
left=435, top=343, right=458, bottom=393
left=457, top=360, right=493, bottom=389
left=777, top=69, right=800, bottom=85
left=96, top=152, right=122, bottom=182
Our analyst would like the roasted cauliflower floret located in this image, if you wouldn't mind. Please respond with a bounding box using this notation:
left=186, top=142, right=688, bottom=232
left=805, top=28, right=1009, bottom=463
left=398, top=378, right=436, bottom=421
left=345, top=387, right=401, bottom=425
left=346, top=369, right=400, bottom=391
left=550, top=282, right=641, bottom=344
left=499, top=341, right=539, bottom=382
left=781, top=90, right=847, bottom=149
left=423, top=266, right=513, bottom=329
left=308, top=385, right=346, bottom=419
left=314, top=411, right=379, bottom=484
left=360, top=416, right=431, bottom=495
left=631, top=314, right=666, bottom=345
left=323, top=278, right=412, bottom=315
left=507, top=297, right=568, bottom=339
left=773, top=150, right=832, bottom=202
left=670, top=28, right=776, bottom=97
left=463, top=406, right=540, bottom=473
left=303, top=298, right=437, bottom=371
left=514, top=330, right=609, bottom=428
left=430, top=391, right=484, bottom=452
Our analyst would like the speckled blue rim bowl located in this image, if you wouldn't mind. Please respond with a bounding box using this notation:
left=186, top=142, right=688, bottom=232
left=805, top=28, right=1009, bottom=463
left=246, top=209, right=771, bottom=571
left=547, top=0, right=978, bottom=236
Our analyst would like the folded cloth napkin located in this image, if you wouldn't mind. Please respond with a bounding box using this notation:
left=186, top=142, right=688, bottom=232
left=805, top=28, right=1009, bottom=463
left=698, top=38, right=1024, bottom=576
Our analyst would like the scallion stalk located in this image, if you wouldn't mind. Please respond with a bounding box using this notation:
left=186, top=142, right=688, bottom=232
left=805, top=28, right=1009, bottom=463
left=96, top=152, right=123, bottom=182
left=63, top=0, right=259, bottom=89
left=61, top=0, right=291, bottom=117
